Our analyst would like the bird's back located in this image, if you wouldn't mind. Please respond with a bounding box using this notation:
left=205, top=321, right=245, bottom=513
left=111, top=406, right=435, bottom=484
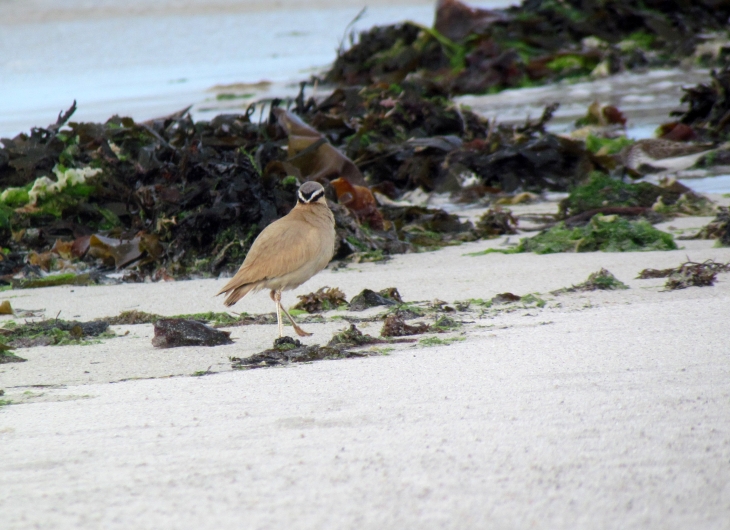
left=217, top=203, right=335, bottom=305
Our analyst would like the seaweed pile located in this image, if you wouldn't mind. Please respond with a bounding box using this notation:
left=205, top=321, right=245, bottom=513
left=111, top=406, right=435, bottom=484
left=0, top=84, right=605, bottom=281
left=327, top=0, right=730, bottom=96
left=672, top=63, right=730, bottom=141
left=1, top=0, right=727, bottom=284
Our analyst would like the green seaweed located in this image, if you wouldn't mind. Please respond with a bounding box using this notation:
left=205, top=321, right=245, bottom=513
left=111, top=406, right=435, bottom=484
left=560, top=172, right=661, bottom=217
left=470, top=213, right=676, bottom=255
left=419, top=336, right=465, bottom=347
left=585, top=135, right=634, bottom=155
left=519, top=214, right=677, bottom=254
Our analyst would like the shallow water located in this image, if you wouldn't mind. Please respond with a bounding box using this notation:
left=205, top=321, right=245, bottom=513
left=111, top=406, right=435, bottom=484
left=456, top=68, right=710, bottom=139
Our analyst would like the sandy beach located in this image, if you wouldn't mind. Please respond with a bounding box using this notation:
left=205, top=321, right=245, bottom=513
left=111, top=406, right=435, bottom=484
left=3, top=0, right=730, bottom=527
left=1, top=195, right=729, bottom=529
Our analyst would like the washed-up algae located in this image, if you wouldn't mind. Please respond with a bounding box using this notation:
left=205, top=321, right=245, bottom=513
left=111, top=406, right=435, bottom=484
left=230, top=324, right=417, bottom=368
left=231, top=326, right=377, bottom=368
left=470, top=213, right=677, bottom=255
left=637, top=259, right=730, bottom=290
left=293, top=287, right=347, bottom=313
left=0, top=319, right=112, bottom=348
left=380, top=314, right=430, bottom=337
left=683, top=207, right=730, bottom=246
left=1, top=95, right=592, bottom=282
left=552, top=268, right=628, bottom=295
left=1, top=1, right=723, bottom=283
left=559, top=172, right=715, bottom=220
left=0, top=344, right=27, bottom=363
left=325, top=0, right=730, bottom=97
left=672, top=63, right=730, bottom=140
left=349, top=288, right=402, bottom=311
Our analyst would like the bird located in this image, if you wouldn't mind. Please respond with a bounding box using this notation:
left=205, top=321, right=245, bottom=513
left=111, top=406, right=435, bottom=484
left=216, top=181, right=335, bottom=338
left=620, top=139, right=716, bottom=175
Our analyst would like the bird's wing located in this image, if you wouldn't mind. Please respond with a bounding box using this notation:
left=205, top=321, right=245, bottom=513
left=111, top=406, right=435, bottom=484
left=216, top=216, right=319, bottom=295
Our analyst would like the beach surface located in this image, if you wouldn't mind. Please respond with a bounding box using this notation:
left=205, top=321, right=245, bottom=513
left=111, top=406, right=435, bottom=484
left=3, top=0, right=730, bottom=527
left=1, top=196, right=729, bottom=529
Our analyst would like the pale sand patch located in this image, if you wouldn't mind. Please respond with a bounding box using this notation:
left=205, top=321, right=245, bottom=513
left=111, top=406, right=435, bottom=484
left=1, top=201, right=729, bottom=528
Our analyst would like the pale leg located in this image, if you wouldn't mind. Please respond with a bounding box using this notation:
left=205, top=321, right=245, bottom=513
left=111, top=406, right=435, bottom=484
left=280, top=304, right=313, bottom=337
left=271, top=290, right=284, bottom=337
left=270, top=290, right=311, bottom=338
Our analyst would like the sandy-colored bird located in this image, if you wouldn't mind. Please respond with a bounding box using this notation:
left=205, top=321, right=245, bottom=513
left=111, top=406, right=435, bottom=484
left=216, top=181, right=335, bottom=338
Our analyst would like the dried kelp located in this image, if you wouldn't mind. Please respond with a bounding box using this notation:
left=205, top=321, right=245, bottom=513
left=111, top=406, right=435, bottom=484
left=637, top=259, right=730, bottom=290
left=293, top=286, right=347, bottom=313
left=380, top=314, right=430, bottom=337
left=151, top=318, right=233, bottom=348
left=682, top=207, right=730, bottom=246
left=231, top=325, right=383, bottom=368
left=672, top=64, right=730, bottom=139
left=475, top=208, right=518, bottom=237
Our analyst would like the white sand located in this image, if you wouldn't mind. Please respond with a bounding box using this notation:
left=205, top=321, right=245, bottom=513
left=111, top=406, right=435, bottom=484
left=1, top=199, right=729, bottom=529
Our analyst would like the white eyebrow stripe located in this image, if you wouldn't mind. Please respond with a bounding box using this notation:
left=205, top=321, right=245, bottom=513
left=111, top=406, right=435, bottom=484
left=299, top=189, right=324, bottom=202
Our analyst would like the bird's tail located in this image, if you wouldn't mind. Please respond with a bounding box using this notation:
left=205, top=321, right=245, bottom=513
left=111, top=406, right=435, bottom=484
left=216, top=281, right=260, bottom=307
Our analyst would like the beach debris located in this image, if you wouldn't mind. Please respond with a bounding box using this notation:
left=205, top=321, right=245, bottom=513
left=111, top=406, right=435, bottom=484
left=325, top=0, right=730, bottom=96
left=637, top=259, right=730, bottom=290
left=559, top=172, right=713, bottom=221
left=380, top=314, right=430, bottom=337
left=672, top=63, right=730, bottom=139
left=273, top=108, right=365, bottom=185
left=552, top=268, right=628, bottom=295
left=682, top=207, right=730, bottom=246
left=231, top=325, right=387, bottom=368
left=491, top=292, right=521, bottom=304
left=293, top=287, right=347, bottom=313
left=430, top=315, right=462, bottom=331
left=6, top=272, right=96, bottom=289
left=0, top=319, right=111, bottom=348
left=104, top=310, right=161, bottom=325
left=327, top=324, right=382, bottom=347
left=0, top=343, right=26, bottom=363
left=231, top=341, right=359, bottom=368
left=330, top=177, right=384, bottom=229
left=519, top=214, right=677, bottom=254
left=460, top=213, right=681, bottom=257
left=349, top=288, right=402, bottom=311
left=475, top=208, right=518, bottom=237
left=101, top=310, right=239, bottom=327
left=151, top=318, right=233, bottom=348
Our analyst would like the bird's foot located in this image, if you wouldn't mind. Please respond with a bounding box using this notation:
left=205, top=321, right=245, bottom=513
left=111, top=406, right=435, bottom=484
left=292, top=325, right=313, bottom=337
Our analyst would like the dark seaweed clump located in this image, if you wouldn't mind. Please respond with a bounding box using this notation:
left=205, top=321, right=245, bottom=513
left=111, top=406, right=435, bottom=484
left=672, top=64, right=730, bottom=140
left=327, top=0, right=730, bottom=96
left=637, top=259, right=730, bottom=290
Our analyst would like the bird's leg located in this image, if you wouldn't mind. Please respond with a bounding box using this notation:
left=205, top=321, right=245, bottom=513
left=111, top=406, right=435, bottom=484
left=280, top=303, right=313, bottom=337
left=270, top=290, right=283, bottom=337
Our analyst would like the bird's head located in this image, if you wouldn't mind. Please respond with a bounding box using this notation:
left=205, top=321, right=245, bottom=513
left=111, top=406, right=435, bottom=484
left=297, top=181, right=326, bottom=205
